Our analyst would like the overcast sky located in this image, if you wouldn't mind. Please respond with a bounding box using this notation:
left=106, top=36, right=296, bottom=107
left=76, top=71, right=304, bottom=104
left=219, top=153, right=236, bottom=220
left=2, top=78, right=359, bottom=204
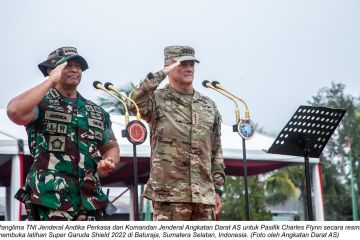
left=1, top=0, right=359, bottom=136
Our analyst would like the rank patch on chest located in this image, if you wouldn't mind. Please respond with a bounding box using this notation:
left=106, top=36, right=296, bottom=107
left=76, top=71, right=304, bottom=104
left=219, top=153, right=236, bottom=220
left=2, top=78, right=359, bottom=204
left=49, top=89, right=60, bottom=99
left=49, top=99, right=60, bottom=106
left=85, top=105, right=95, bottom=112
left=90, top=112, right=103, bottom=120
left=49, top=136, right=65, bottom=152
left=88, top=119, right=104, bottom=130
left=54, top=106, right=64, bottom=112
left=94, top=130, right=103, bottom=141
left=45, top=111, right=72, bottom=123
left=93, top=106, right=102, bottom=113
left=57, top=124, right=67, bottom=134
left=46, top=123, right=57, bottom=132
left=192, top=113, right=198, bottom=124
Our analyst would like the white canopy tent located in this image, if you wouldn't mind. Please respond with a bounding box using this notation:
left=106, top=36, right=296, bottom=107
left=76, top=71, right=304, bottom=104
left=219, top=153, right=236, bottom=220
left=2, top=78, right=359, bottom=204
left=0, top=109, right=324, bottom=220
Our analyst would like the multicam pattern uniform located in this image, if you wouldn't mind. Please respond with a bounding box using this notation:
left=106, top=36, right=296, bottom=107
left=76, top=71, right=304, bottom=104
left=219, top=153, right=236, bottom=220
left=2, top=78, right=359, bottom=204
left=25, top=88, right=117, bottom=213
left=129, top=71, right=225, bottom=206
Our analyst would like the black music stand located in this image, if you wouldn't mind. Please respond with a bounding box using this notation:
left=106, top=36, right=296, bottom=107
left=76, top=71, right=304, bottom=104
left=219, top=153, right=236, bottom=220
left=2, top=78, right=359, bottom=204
left=267, top=105, right=346, bottom=220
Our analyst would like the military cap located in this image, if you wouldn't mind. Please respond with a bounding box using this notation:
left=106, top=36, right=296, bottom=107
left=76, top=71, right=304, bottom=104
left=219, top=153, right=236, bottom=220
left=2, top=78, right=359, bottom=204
left=38, top=46, right=88, bottom=76
left=164, top=45, right=200, bottom=64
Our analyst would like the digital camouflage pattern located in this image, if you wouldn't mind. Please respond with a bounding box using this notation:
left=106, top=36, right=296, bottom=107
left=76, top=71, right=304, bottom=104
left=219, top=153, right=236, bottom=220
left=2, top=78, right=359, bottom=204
left=152, top=201, right=215, bottom=221
left=36, top=205, right=103, bottom=221
left=25, top=88, right=117, bottom=212
left=128, top=71, right=225, bottom=206
left=164, top=46, right=200, bottom=64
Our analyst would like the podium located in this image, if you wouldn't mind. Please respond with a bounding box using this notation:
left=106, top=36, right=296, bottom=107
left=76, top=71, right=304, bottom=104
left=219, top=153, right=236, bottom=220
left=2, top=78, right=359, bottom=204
left=267, top=105, right=346, bottom=220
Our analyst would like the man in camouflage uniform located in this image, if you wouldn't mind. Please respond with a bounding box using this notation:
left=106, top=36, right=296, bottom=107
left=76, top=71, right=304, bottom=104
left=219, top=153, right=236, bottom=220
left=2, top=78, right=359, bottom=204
left=7, top=47, right=120, bottom=221
left=128, top=46, right=225, bottom=220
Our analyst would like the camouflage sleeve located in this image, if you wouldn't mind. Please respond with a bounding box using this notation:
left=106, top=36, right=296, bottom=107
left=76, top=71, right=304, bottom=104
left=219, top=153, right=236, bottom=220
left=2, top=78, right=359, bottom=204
left=128, top=70, right=167, bottom=123
left=211, top=105, right=225, bottom=191
left=98, top=112, right=118, bottom=155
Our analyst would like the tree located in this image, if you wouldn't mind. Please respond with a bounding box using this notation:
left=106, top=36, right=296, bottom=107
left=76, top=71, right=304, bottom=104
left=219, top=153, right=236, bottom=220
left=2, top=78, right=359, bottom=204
left=308, top=82, right=359, bottom=220
left=263, top=82, right=359, bottom=220
left=264, top=167, right=297, bottom=205
left=221, top=175, right=272, bottom=220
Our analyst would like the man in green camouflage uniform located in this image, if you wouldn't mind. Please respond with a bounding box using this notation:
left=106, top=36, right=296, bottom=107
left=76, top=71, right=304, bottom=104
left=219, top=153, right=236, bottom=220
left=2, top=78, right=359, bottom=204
left=7, top=47, right=120, bottom=221
left=128, top=46, right=225, bottom=220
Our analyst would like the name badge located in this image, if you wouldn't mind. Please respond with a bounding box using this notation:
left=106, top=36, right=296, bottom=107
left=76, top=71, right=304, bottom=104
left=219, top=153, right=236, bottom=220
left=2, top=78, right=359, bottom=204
left=45, top=111, right=72, bottom=123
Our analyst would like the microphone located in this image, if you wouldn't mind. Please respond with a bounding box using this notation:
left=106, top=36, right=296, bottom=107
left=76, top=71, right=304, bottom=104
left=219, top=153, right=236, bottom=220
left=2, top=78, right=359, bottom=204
left=104, top=82, right=141, bottom=122
left=211, top=81, right=250, bottom=119
left=202, top=80, right=240, bottom=124
left=93, top=81, right=130, bottom=125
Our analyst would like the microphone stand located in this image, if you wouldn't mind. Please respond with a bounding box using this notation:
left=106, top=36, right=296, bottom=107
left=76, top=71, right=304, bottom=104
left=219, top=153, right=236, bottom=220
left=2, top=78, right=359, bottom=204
left=105, top=82, right=147, bottom=222
left=93, top=81, right=141, bottom=219
left=212, top=81, right=254, bottom=221
left=204, top=80, right=254, bottom=221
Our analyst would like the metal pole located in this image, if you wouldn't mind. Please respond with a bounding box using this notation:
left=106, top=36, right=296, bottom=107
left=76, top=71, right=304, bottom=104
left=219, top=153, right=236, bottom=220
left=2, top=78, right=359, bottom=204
left=133, top=144, right=139, bottom=221
left=348, top=150, right=359, bottom=221
left=242, top=138, right=250, bottom=221
left=304, top=151, right=314, bottom=221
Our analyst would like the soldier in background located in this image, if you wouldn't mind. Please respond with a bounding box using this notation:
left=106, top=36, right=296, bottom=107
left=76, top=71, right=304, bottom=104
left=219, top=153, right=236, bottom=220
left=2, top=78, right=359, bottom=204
left=7, top=47, right=120, bottom=221
left=128, top=45, right=225, bottom=220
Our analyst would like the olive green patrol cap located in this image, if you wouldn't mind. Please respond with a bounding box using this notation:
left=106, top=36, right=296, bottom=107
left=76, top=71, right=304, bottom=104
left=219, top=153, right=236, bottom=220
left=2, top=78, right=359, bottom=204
left=164, top=45, right=200, bottom=64
left=38, top=46, right=89, bottom=76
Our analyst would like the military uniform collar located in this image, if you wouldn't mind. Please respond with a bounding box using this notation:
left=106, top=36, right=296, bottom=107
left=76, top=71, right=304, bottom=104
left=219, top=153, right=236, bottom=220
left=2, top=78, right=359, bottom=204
left=165, top=84, right=202, bottom=103
left=48, top=88, right=90, bottom=109
left=49, top=88, right=86, bottom=101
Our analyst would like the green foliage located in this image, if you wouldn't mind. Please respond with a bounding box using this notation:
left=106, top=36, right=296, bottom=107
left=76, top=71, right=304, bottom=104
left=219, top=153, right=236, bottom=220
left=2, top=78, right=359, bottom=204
left=308, top=82, right=359, bottom=220
left=264, top=167, right=297, bottom=205
left=221, top=176, right=272, bottom=220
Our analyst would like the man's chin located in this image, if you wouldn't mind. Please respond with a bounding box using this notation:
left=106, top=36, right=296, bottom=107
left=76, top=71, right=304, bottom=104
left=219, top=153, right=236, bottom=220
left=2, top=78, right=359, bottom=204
left=183, top=77, right=194, bottom=83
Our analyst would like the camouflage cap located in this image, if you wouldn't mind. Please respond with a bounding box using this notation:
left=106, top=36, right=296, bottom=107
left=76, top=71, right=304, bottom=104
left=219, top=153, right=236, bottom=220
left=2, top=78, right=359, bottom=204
left=164, top=45, right=200, bottom=64
left=38, top=47, right=89, bottom=77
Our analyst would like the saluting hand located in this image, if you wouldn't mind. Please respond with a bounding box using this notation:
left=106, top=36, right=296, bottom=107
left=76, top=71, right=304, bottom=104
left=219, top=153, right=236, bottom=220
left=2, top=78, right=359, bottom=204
left=163, top=61, right=180, bottom=75
left=97, top=158, right=116, bottom=175
left=48, top=62, right=67, bottom=88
